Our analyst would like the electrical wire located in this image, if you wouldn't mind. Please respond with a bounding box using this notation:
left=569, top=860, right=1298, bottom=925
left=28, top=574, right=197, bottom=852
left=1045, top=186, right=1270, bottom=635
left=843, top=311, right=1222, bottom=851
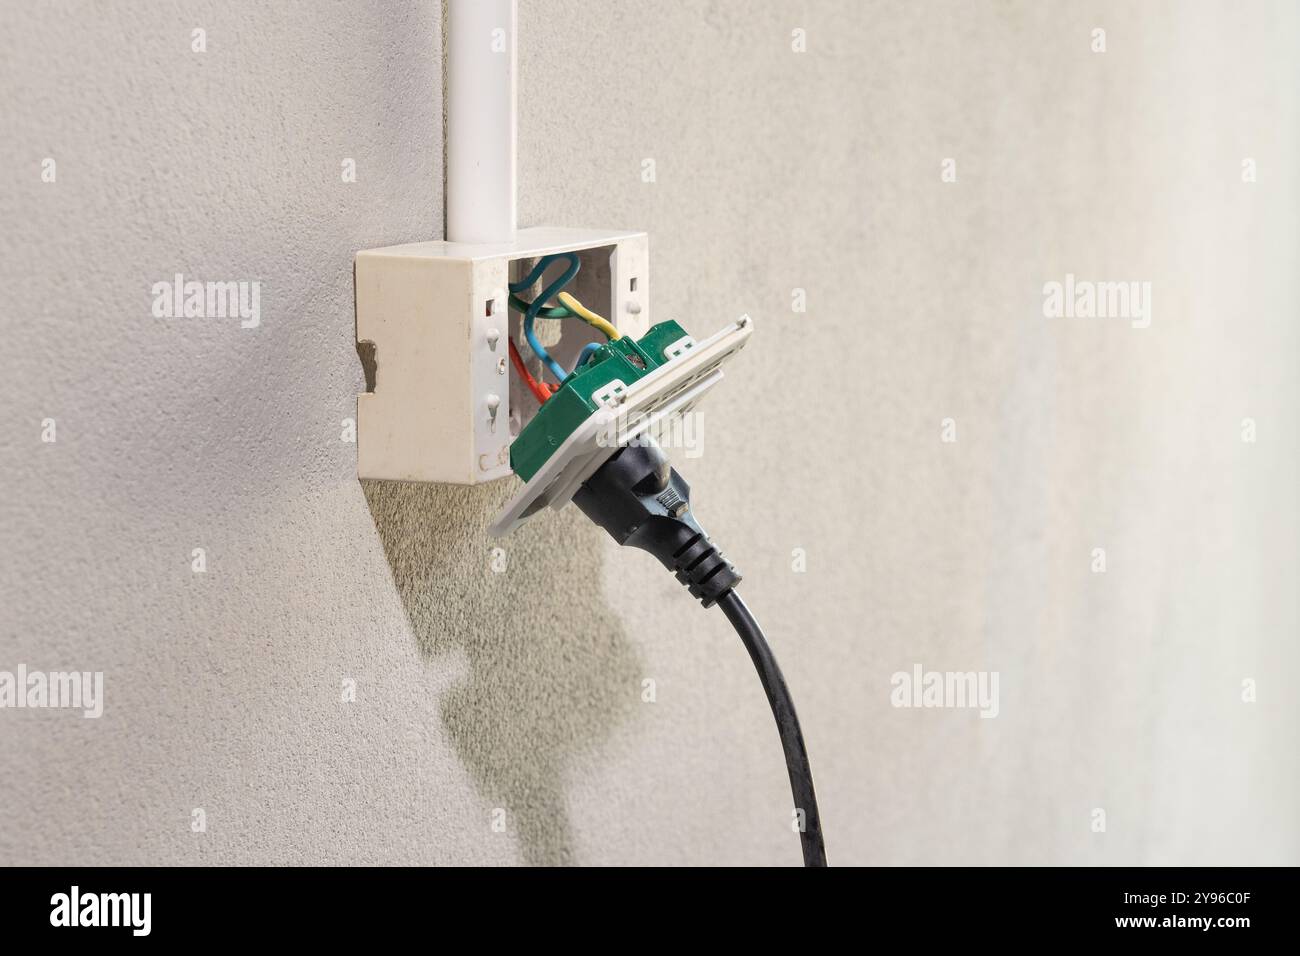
left=509, top=254, right=579, bottom=382
left=510, top=290, right=618, bottom=347
left=571, top=440, right=828, bottom=867
left=716, top=590, right=827, bottom=867
left=508, top=337, right=555, bottom=404
left=507, top=254, right=620, bottom=386
left=508, top=293, right=569, bottom=319
left=556, top=291, right=621, bottom=340
left=573, top=342, right=603, bottom=371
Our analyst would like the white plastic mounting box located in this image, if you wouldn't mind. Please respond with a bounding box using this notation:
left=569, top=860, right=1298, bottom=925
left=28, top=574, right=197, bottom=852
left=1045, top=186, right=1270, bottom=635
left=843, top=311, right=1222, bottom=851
left=355, top=226, right=650, bottom=483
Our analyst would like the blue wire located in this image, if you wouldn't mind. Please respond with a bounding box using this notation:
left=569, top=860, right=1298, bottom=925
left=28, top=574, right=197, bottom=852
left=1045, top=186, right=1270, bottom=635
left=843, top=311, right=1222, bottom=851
left=574, top=342, right=603, bottom=371
left=509, top=253, right=579, bottom=382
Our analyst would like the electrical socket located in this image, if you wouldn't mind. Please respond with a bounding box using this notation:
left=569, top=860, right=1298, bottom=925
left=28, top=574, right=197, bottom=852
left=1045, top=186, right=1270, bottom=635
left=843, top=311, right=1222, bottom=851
left=354, top=226, right=649, bottom=483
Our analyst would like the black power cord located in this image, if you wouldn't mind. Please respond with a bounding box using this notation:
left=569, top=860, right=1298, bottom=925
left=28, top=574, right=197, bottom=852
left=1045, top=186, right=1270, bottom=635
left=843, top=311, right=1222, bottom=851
left=573, top=442, right=827, bottom=867
left=714, top=589, right=826, bottom=867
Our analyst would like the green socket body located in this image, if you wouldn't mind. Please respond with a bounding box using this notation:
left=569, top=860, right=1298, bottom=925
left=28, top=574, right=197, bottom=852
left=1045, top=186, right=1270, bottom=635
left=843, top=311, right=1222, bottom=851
left=510, top=320, right=691, bottom=482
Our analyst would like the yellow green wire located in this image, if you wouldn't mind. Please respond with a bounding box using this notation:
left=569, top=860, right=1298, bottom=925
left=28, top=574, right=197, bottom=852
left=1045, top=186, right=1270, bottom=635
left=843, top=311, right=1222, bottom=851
left=556, top=292, right=621, bottom=340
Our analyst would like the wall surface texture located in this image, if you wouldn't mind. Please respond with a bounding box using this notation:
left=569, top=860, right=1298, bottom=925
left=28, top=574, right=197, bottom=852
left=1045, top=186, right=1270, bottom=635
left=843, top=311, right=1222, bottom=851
left=2, top=1, right=1296, bottom=865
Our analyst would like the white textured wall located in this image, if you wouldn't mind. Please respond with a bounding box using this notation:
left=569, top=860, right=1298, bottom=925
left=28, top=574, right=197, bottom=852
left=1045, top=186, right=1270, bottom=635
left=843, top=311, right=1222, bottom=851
left=1, top=1, right=1295, bottom=866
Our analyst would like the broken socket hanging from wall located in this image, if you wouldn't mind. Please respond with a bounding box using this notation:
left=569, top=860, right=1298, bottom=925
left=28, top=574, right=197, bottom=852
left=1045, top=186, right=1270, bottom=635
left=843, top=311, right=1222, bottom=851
left=354, top=227, right=650, bottom=484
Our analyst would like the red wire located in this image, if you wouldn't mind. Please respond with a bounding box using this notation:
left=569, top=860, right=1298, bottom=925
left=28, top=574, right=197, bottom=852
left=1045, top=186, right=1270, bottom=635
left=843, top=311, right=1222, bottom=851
left=508, top=338, right=556, bottom=404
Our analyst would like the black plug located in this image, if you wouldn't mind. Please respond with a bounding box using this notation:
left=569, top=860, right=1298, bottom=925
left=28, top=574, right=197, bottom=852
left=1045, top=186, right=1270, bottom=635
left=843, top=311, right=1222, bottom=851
left=572, top=441, right=740, bottom=607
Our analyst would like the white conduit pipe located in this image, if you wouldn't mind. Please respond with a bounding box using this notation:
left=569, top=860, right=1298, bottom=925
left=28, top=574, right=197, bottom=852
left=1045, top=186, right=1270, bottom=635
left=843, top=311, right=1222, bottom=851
left=446, top=0, right=517, bottom=243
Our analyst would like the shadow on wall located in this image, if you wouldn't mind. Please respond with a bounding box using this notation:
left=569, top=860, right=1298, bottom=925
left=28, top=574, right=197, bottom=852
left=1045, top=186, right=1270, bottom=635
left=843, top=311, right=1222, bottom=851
left=362, top=479, right=640, bottom=865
